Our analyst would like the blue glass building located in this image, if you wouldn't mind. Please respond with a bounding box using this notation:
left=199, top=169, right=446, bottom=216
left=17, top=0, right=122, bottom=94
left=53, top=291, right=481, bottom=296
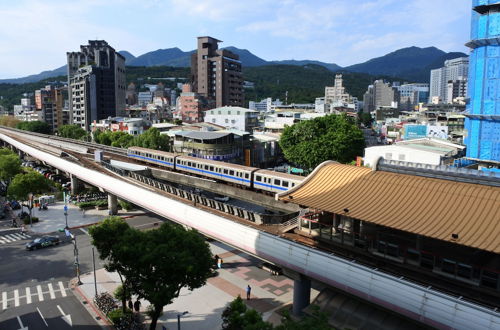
left=465, top=1, right=500, bottom=162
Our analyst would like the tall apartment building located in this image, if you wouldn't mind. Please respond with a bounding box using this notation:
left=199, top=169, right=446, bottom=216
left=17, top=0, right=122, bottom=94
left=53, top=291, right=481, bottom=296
left=446, top=79, right=467, bottom=104
left=191, top=36, right=244, bottom=108
left=34, top=85, right=66, bottom=132
left=325, top=74, right=352, bottom=103
left=67, top=40, right=126, bottom=130
left=363, top=80, right=399, bottom=113
left=396, top=83, right=429, bottom=111
left=429, top=57, right=468, bottom=103
left=464, top=1, right=500, bottom=162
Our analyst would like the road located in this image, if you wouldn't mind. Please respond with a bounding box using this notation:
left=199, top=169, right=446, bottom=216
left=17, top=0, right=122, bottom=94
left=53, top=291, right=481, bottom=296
left=0, top=226, right=101, bottom=329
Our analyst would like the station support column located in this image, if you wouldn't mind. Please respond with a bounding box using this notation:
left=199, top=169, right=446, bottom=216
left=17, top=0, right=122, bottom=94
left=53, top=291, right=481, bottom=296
left=293, top=275, right=311, bottom=316
left=70, top=174, right=81, bottom=195
left=108, top=193, right=118, bottom=216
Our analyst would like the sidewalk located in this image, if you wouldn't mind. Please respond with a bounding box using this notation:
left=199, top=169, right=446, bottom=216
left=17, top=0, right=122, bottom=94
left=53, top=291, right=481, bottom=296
left=12, top=201, right=145, bottom=234
left=75, top=241, right=318, bottom=330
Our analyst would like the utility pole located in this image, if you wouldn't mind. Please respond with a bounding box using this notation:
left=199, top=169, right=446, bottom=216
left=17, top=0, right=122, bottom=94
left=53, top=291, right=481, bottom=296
left=71, top=233, right=82, bottom=285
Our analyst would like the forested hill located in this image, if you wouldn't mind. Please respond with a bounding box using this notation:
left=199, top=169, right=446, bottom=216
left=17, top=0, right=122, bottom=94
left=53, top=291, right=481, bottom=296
left=0, top=65, right=402, bottom=111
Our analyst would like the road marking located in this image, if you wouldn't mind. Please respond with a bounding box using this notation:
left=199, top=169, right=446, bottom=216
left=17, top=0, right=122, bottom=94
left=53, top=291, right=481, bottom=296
left=11, top=233, right=25, bottom=239
left=37, top=285, right=44, bottom=301
left=1, top=235, right=14, bottom=242
left=58, top=281, right=67, bottom=297
left=79, top=228, right=89, bottom=235
left=16, top=316, right=28, bottom=330
left=25, top=287, right=31, bottom=304
left=14, top=289, right=19, bottom=307
left=2, top=291, right=7, bottom=309
left=37, top=307, right=49, bottom=327
left=48, top=283, right=56, bottom=299
left=6, top=234, right=20, bottom=240
left=57, top=305, right=73, bottom=327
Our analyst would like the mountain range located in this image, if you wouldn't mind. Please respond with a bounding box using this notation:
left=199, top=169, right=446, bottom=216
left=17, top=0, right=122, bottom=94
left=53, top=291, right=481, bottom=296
left=0, top=46, right=465, bottom=84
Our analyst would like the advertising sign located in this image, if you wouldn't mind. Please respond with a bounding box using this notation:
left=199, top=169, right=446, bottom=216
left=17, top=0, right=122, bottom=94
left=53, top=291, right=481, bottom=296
left=426, top=126, right=449, bottom=139
left=403, top=124, right=427, bottom=140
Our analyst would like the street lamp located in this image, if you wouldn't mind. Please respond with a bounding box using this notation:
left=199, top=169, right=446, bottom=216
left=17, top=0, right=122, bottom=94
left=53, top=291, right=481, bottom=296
left=70, top=232, right=83, bottom=285
left=63, top=191, right=68, bottom=228
left=177, top=311, right=188, bottom=330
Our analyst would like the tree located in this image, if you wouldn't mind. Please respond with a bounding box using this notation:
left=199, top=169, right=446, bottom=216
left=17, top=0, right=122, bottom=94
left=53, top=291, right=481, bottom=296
left=110, top=131, right=133, bottom=148
left=279, top=114, right=365, bottom=169
left=0, top=153, right=22, bottom=182
left=58, top=124, right=87, bottom=140
left=0, top=115, right=21, bottom=128
left=16, top=121, right=51, bottom=134
left=358, top=112, right=373, bottom=128
left=89, top=217, right=136, bottom=313
left=129, top=127, right=170, bottom=151
left=275, top=306, right=331, bottom=330
left=7, top=171, right=53, bottom=201
left=128, top=222, right=213, bottom=330
left=221, top=295, right=273, bottom=330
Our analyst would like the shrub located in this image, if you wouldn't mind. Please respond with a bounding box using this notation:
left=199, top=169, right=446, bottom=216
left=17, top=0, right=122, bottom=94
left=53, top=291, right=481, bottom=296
left=118, top=199, right=133, bottom=211
left=113, top=284, right=131, bottom=302
left=23, top=217, right=39, bottom=225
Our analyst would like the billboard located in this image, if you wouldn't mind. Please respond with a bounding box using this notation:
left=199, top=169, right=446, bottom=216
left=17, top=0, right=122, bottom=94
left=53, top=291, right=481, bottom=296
left=426, top=126, right=449, bottom=139
left=403, top=125, right=427, bottom=140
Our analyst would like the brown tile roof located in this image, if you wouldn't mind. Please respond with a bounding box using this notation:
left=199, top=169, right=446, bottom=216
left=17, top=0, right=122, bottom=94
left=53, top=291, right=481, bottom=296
left=277, top=161, right=500, bottom=253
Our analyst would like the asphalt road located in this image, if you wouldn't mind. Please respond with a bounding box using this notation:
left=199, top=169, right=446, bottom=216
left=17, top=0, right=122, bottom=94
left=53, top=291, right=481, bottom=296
left=0, top=226, right=102, bottom=329
left=0, top=210, right=167, bottom=329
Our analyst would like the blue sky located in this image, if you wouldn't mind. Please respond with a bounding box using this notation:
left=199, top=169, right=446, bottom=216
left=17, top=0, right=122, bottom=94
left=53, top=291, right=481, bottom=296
left=0, top=0, right=470, bottom=79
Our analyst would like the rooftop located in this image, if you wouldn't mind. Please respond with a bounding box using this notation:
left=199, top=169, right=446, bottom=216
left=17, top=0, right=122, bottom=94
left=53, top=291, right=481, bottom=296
left=278, top=162, right=500, bottom=253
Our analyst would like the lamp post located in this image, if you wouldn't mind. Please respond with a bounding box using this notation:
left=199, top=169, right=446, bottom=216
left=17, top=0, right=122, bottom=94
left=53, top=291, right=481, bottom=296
left=71, top=232, right=82, bottom=285
left=177, top=311, right=188, bottom=330
left=63, top=191, right=68, bottom=228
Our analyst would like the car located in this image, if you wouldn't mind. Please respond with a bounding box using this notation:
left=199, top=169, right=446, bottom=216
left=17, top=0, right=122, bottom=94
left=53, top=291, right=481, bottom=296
left=26, top=236, right=60, bottom=250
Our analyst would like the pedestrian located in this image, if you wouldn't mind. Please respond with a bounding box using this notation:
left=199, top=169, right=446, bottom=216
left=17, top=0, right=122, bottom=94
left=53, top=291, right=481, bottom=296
left=21, top=224, right=26, bottom=235
left=128, top=300, right=133, bottom=310
left=133, top=300, right=141, bottom=312
left=246, top=285, right=251, bottom=300
left=82, top=208, right=86, bottom=217
left=218, top=258, right=223, bottom=269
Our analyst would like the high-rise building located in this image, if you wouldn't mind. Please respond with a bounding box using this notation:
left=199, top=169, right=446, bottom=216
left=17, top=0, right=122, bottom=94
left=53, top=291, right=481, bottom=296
left=464, top=1, right=500, bottom=162
left=429, top=57, right=468, bottom=103
left=191, top=36, right=244, bottom=108
left=67, top=40, right=126, bottom=130
left=446, top=79, right=467, bottom=104
left=126, top=82, right=138, bottom=106
left=396, top=83, right=429, bottom=111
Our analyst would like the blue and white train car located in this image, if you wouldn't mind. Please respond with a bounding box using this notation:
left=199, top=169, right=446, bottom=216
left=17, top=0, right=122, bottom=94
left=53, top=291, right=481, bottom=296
left=176, top=155, right=257, bottom=188
left=127, top=146, right=176, bottom=169
left=253, top=169, right=305, bottom=193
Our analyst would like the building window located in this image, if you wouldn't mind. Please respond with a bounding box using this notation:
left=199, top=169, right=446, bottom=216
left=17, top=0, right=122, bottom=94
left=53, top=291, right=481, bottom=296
left=398, top=154, right=406, bottom=161
left=212, top=119, right=216, bottom=123
left=225, top=119, right=229, bottom=123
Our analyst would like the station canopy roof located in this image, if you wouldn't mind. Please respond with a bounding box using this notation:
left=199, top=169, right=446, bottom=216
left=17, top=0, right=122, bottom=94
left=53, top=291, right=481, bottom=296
left=277, top=162, right=500, bottom=253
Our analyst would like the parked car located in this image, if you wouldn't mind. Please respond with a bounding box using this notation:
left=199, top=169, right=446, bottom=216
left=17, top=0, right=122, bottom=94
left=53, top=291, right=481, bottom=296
left=26, top=236, right=60, bottom=250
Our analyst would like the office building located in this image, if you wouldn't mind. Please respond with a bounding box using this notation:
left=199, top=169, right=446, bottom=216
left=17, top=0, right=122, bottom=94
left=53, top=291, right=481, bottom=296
left=429, top=57, right=468, bottom=103
left=396, top=83, right=429, bottom=111
left=67, top=40, right=126, bottom=130
left=464, top=1, right=500, bottom=162
left=364, top=80, right=399, bottom=113
left=126, top=83, right=138, bottom=106
left=191, top=36, right=244, bottom=108
left=137, top=91, right=153, bottom=106
left=446, top=79, right=467, bottom=104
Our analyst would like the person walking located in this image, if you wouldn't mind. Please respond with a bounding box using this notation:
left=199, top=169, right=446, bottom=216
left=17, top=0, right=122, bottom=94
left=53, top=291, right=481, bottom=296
left=246, top=285, right=251, bottom=300
left=128, top=300, right=133, bottom=310
left=21, top=224, right=26, bottom=235
left=134, top=299, right=141, bottom=313
left=217, top=257, right=223, bottom=269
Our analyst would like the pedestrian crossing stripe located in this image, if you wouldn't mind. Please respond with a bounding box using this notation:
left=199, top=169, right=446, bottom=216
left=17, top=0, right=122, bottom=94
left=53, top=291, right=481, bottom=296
left=0, top=282, right=68, bottom=310
left=0, top=232, right=31, bottom=244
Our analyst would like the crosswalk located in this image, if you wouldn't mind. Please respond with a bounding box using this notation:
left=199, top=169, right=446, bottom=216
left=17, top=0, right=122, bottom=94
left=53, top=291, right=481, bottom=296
left=1, top=282, right=68, bottom=310
left=0, top=232, right=31, bottom=244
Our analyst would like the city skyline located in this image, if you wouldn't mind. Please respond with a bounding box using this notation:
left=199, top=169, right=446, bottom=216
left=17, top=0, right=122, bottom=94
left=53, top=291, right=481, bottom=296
left=0, top=0, right=470, bottom=79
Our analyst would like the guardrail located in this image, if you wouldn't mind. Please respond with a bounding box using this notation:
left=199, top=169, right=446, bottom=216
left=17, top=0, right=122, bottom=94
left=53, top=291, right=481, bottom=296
left=102, top=160, right=298, bottom=225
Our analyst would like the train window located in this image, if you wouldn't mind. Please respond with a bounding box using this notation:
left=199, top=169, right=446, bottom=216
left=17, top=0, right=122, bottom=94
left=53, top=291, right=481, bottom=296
left=224, top=169, right=228, bottom=174
left=229, top=170, right=234, bottom=175
left=274, top=179, right=281, bottom=185
left=256, top=175, right=262, bottom=181
left=210, top=166, right=214, bottom=171
left=245, top=173, right=249, bottom=179
left=291, top=183, right=296, bottom=187
left=282, top=181, right=289, bottom=187
left=205, top=165, right=208, bottom=170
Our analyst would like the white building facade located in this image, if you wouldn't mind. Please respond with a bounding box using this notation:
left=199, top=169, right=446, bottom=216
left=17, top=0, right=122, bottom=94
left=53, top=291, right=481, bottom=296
left=204, top=106, right=258, bottom=132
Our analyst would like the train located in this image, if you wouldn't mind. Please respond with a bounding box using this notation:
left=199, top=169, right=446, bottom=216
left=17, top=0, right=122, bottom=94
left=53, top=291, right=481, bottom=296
left=126, top=146, right=304, bottom=193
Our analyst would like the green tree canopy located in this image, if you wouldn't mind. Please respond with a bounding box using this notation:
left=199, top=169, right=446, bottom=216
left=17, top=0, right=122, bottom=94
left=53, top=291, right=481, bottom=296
left=16, top=121, right=51, bottom=134
left=7, top=171, right=53, bottom=201
left=358, top=112, right=373, bottom=128
left=58, top=124, right=87, bottom=140
left=89, top=217, right=136, bottom=312
left=0, top=153, right=22, bottom=182
left=90, top=219, right=213, bottom=330
left=129, top=127, right=170, bottom=151
left=221, top=295, right=273, bottom=330
left=279, top=114, right=365, bottom=169
left=0, top=147, right=16, bottom=157
left=129, top=223, right=213, bottom=329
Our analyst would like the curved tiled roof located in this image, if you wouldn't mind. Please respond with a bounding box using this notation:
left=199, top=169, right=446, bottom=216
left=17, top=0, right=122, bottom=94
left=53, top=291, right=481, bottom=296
left=277, top=162, right=500, bottom=253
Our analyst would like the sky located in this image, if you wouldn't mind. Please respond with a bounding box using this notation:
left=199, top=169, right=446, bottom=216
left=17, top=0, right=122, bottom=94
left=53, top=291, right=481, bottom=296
left=0, top=0, right=471, bottom=79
